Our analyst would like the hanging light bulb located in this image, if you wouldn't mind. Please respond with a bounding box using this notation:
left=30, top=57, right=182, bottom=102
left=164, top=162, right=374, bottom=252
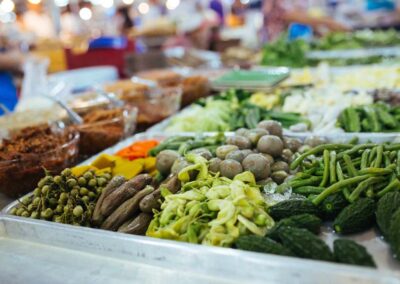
left=122, top=0, right=134, bottom=4
left=79, top=7, right=92, bottom=20
left=90, top=0, right=103, bottom=5
left=0, top=0, right=15, bottom=13
left=166, top=0, right=180, bottom=10
left=101, top=0, right=114, bottom=8
left=27, top=0, right=42, bottom=4
left=54, top=0, right=69, bottom=7
left=138, top=2, right=149, bottom=14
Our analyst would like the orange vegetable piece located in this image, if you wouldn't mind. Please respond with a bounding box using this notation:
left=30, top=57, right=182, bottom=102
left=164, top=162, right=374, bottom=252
left=116, top=139, right=159, bottom=160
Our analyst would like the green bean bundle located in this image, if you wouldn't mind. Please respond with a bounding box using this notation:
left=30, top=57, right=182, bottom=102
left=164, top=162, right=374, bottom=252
left=289, top=143, right=400, bottom=205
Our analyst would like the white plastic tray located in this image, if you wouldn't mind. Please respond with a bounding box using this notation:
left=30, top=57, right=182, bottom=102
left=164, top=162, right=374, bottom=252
left=285, top=131, right=400, bottom=144
left=0, top=215, right=399, bottom=284
left=307, top=46, right=400, bottom=60
left=147, top=105, right=400, bottom=142
left=2, top=132, right=400, bottom=282
left=148, top=114, right=400, bottom=144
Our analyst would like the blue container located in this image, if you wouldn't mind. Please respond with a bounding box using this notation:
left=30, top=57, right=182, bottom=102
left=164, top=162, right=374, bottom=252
left=0, top=72, right=17, bottom=116
left=288, top=23, right=313, bottom=41
left=89, top=36, right=128, bottom=50
left=366, top=0, right=395, bottom=11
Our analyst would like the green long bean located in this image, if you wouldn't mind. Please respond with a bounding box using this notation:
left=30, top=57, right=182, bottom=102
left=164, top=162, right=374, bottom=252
left=374, top=145, right=383, bottom=168
left=366, top=186, right=374, bottom=198
left=348, top=176, right=384, bottom=202
left=384, top=152, right=391, bottom=167
left=336, top=162, right=351, bottom=201
left=336, top=143, right=376, bottom=159
left=312, top=175, right=370, bottom=205
left=293, top=186, right=325, bottom=196
left=343, top=154, right=358, bottom=177
left=289, top=176, right=323, bottom=188
left=377, top=178, right=400, bottom=197
left=290, top=144, right=353, bottom=170
left=368, top=146, right=377, bottom=165
left=320, top=150, right=330, bottom=187
left=390, top=150, right=397, bottom=162
left=329, top=151, right=337, bottom=184
left=384, top=144, right=400, bottom=151
left=358, top=164, right=396, bottom=175
left=361, top=149, right=370, bottom=169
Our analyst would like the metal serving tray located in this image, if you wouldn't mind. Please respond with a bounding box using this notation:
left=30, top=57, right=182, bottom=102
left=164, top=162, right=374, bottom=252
left=0, top=215, right=399, bottom=284
left=2, top=132, right=400, bottom=283
left=147, top=113, right=400, bottom=144
left=307, top=46, right=400, bottom=60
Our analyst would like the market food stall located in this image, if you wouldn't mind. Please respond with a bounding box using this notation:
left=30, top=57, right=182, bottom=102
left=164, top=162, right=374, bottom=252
left=1, top=1, right=400, bottom=283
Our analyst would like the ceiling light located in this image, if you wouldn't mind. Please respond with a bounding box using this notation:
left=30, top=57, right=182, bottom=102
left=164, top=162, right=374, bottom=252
left=79, top=7, right=92, bottom=20
left=166, top=0, right=180, bottom=10
left=54, top=0, right=69, bottom=7
left=138, top=2, right=149, bottom=14
left=0, top=0, right=15, bottom=13
left=101, top=0, right=114, bottom=8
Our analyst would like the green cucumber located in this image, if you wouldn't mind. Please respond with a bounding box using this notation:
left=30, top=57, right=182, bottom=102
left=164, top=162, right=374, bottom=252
left=333, top=239, right=376, bottom=267
left=319, top=193, right=349, bottom=220
left=389, top=208, right=400, bottom=260
left=268, top=199, right=319, bottom=220
left=279, top=227, right=333, bottom=262
left=376, top=192, right=400, bottom=239
left=333, top=198, right=375, bottom=234
left=268, top=214, right=321, bottom=240
left=234, top=235, right=293, bottom=256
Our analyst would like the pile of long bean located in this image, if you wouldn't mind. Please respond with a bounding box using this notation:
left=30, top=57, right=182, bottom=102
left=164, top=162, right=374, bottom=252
left=288, top=143, right=400, bottom=205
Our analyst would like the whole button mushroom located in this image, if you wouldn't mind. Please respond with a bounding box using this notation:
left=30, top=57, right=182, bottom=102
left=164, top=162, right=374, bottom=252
left=156, top=150, right=181, bottom=175
left=242, top=153, right=271, bottom=180
left=219, top=159, right=243, bottom=179
left=216, top=145, right=239, bottom=159
left=226, top=150, right=246, bottom=163
left=283, top=137, right=302, bottom=153
left=257, top=135, right=284, bottom=157
left=244, top=128, right=269, bottom=146
left=257, top=120, right=283, bottom=138
left=226, top=135, right=252, bottom=149
left=209, top=158, right=222, bottom=173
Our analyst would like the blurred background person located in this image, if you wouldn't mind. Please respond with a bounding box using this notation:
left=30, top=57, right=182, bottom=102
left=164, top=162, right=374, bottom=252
left=209, top=0, right=225, bottom=25
left=334, top=0, right=400, bottom=29
left=22, top=2, right=56, bottom=39
left=262, top=0, right=350, bottom=41
left=60, top=5, right=85, bottom=42
left=114, top=6, right=135, bottom=36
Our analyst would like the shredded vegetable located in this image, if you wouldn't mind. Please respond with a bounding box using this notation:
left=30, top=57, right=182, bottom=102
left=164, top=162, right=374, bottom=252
left=146, top=154, right=274, bottom=247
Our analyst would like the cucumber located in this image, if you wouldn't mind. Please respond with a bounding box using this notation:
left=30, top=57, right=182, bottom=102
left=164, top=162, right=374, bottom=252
left=268, top=214, right=321, bottom=240
left=234, top=235, right=293, bottom=256
left=376, top=192, right=400, bottom=240
left=279, top=227, right=334, bottom=262
left=389, top=208, right=400, bottom=260
left=319, top=193, right=349, bottom=220
left=333, top=239, right=376, bottom=267
left=333, top=198, right=375, bottom=234
left=268, top=199, right=319, bottom=220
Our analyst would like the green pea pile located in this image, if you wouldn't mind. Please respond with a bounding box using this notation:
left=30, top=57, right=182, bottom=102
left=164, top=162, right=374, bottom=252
left=10, top=168, right=111, bottom=226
